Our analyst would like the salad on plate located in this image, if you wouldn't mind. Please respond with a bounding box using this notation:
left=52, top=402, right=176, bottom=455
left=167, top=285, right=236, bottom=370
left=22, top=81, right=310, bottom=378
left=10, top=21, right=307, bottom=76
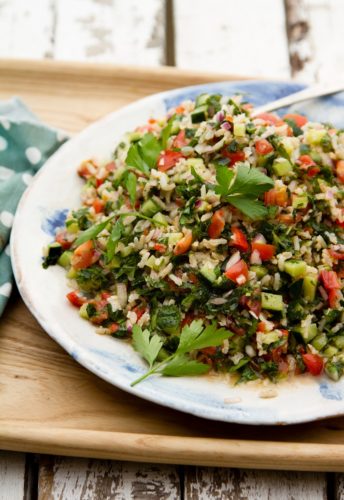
left=43, top=92, right=344, bottom=386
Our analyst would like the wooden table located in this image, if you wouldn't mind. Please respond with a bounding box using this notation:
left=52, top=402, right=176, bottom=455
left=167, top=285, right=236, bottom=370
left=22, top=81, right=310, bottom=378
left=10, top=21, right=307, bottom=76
left=1, top=1, right=344, bottom=498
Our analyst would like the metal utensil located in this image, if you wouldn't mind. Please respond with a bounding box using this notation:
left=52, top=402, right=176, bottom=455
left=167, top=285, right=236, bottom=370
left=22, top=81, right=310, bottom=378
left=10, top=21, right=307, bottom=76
left=251, top=83, right=344, bottom=117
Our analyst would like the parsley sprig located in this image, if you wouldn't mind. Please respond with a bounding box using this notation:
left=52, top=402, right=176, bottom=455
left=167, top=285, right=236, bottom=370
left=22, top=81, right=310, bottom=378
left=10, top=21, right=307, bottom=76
left=215, top=163, right=274, bottom=220
left=130, top=320, right=232, bottom=386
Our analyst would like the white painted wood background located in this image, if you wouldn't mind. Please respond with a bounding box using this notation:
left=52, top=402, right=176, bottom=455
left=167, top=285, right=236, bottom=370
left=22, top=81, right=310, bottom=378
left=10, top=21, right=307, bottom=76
left=1, top=0, right=344, bottom=498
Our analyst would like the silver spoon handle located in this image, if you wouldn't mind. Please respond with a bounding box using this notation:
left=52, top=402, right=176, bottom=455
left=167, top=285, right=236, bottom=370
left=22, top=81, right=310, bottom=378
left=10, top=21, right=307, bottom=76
left=251, top=83, right=344, bottom=117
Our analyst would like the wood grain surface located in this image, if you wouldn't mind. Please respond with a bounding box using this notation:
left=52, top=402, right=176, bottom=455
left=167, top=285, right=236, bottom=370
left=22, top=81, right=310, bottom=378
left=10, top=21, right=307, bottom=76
left=0, top=451, right=26, bottom=500
left=1, top=59, right=344, bottom=476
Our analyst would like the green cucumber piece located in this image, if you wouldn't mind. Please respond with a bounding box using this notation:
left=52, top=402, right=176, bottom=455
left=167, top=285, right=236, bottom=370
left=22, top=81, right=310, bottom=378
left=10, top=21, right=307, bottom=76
left=295, top=323, right=317, bottom=342
left=324, top=345, right=338, bottom=358
left=312, top=333, right=328, bottom=351
left=302, top=274, right=318, bottom=302
left=272, top=158, right=293, bottom=176
left=292, top=194, right=308, bottom=209
left=195, top=93, right=209, bottom=107
left=261, top=292, right=284, bottom=311
left=334, top=336, right=344, bottom=349
left=153, top=212, right=168, bottom=227
left=284, top=260, right=307, bottom=279
left=233, top=123, right=246, bottom=137
left=251, top=265, right=268, bottom=279
left=57, top=251, right=72, bottom=268
left=79, top=303, right=89, bottom=319
left=191, top=105, right=208, bottom=124
left=200, top=264, right=217, bottom=283
left=140, top=199, right=160, bottom=217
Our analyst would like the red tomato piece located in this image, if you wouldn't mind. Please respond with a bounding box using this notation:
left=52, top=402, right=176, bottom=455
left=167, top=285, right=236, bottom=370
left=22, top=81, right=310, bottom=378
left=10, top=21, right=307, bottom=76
left=174, top=231, right=193, bottom=256
left=264, top=188, right=288, bottom=207
left=92, top=198, right=105, bottom=214
left=56, top=231, right=72, bottom=250
left=255, top=112, right=284, bottom=126
left=329, top=249, right=344, bottom=260
left=66, top=291, right=87, bottom=308
left=201, top=347, right=217, bottom=356
left=255, top=139, right=274, bottom=155
left=157, top=150, right=184, bottom=171
left=283, top=113, right=308, bottom=127
left=251, top=241, right=276, bottom=261
left=221, top=148, right=246, bottom=166
left=224, top=259, right=249, bottom=284
left=328, top=289, right=339, bottom=308
left=71, top=240, right=96, bottom=269
left=208, top=209, right=225, bottom=239
left=133, top=306, right=146, bottom=320
left=320, top=270, right=340, bottom=290
left=153, top=243, right=167, bottom=253
left=230, top=226, right=249, bottom=252
left=336, top=160, right=344, bottom=182
left=109, top=323, right=119, bottom=334
left=173, top=130, right=188, bottom=149
left=302, top=353, right=324, bottom=376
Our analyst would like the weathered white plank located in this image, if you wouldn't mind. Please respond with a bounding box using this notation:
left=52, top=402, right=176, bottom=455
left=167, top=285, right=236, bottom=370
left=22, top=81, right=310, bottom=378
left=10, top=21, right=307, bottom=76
left=184, top=467, right=327, bottom=500
left=173, top=0, right=291, bottom=78
left=0, top=0, right=54, bottom=59
left=0, top=451, right=26, bottom=500
left=285, top=0, right=344, bottom=83
left=38, top=456, right=180, bottom=499
left=54, top=0, right=166, bottom=65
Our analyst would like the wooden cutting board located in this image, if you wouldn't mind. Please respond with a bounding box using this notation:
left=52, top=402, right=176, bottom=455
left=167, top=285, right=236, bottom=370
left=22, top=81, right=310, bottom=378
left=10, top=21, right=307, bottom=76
left=1, top=59, right=344, bottom=472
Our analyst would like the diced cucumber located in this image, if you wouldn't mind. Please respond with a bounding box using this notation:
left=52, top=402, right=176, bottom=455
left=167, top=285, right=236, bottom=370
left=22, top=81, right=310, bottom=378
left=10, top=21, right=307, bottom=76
left=233, top=123, right=246, bottom=137
left=191, top=105, right=208, bottom=124
left=284, top=260, right=307, bottom=279
left=302, top=274, right=318, bottom=302
left=171, top=121, right=180, bottom=134
left=250, top=265, right=268, bottom=279
left=168, top=232, right=183, bottom=245
left=295, top=322, right=317, bottom=343
left=261, top=292, right=284, bottom=311
left=195, top=93, right=209, bottom=107
left=66, top=221, right=79, bottom=234
left=324, top=345, right=338, bottom=358
left=108, top=255, right=121, bottom=269
left=57, top=251, right=72, bottom=268
left=272, top=158, right=293, bottom=176
left=305, top=128, right=327, bottom=145
left=67, top=267, right=78, bottom=279
left=79, top=303, right=89, bottom=319
left=325, top=362, right=341, bottom=381
left=281, top=137, right=296, bottom=156
left=260, top=330, right=281, bottom=345
left=128, top=131, right=142, bottom=142
left=140, top=199, right=160, bottom=217
left=42, top=242, right=63, bottom=268
left=146, top=255, right=168, bottom=271
left=292, top=194, right=308, bottom=209
left=312, top=333, right=328, bottom=351
left=153, top=212, right=168, bottom=227
left=186, top=158, right=205, bottom=169
left=120, top=246, right=133, bottom=257
left=200, top=264, right=217, bottom=283
left=334, top=336, right=344, bottom=349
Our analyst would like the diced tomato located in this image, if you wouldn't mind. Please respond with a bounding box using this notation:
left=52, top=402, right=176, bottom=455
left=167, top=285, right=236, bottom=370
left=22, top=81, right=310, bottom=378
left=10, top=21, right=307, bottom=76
left=92, top=198, right=105, bottom=214
left=283, top=113, right=308, bottom=127
left=56, top=231, right=73, bottom=250
left=208, top=209, right=225, bottom=239
left=307, top=166, right=320, bottom=177
left=153, top=243, right=167, bottom=253
left=329, top=249, right=344, bottom=260
left=174, top=231, right=193, bottom=256
left=188, top=272, right=199, bottom=284
left=157, top=150, right=184, bottom=172
left=240, top=295, right=261, bottom=316
left=109, top=323, right=119, bottom=334
left=133, top=306, right=146, bottom=320
left=255, top=112, right=284, bottom=126
left=302, top=353, right=324, bottom=376
left=221, top=148, right=246, bottom=166
left=201, top=346, right=217, bottom=356
left=105, top=161, right=116, bottom=172
left=230, top=226, right=249, bottom=252
left=336, top=160, right=344, bottom=182
left=71, top=240, right=97, bottom=269
left=257, top=321, right=267, bottom=333
left=100, top=292, right=111, bottom=300
left=328, top=289, right=340, bottom=308
left=224, top=259, right=249, bottom=285
left=264, top=188, right=288, bottom=207
left=173, top=130, right=188, bottom=149
left=251, top=241, right=276, bottom=261
left=320, top=270, right=340, bottom=290
left=66, top=291, right=87, bottom=308
left=90, top=311, right=108, bottom=325
left=77, top=159, right=98, bottom=179
left=175, top=105, right=185, bottom=114
left=297, top=154, right=319, bottom=176
left=255, top=139, right=274, bottom=155
left=181, top=312, right=196, bottom=327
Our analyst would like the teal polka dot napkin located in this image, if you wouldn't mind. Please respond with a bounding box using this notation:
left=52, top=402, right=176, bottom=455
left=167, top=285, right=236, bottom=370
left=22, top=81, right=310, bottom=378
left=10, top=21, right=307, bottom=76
left=0, top=97, right=68, bottom=316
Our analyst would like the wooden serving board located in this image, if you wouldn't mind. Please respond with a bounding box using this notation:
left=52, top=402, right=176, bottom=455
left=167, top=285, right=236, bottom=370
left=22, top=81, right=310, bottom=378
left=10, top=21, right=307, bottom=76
left=1, top=59, right=344, bottom=472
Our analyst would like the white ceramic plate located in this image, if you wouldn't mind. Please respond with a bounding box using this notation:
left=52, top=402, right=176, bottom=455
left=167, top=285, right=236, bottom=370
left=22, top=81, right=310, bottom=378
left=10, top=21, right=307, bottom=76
left=11, top=81, right=344, bottom=425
